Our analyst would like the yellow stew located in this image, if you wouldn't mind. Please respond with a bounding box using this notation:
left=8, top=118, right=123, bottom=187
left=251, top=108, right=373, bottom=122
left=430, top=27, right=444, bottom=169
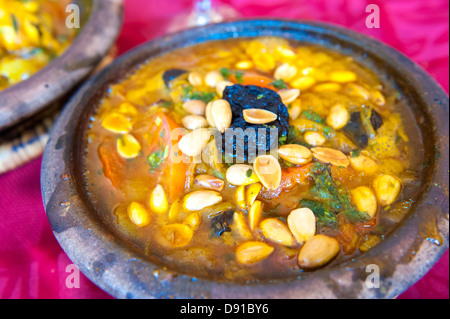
left=84, top=38, right=425, bottom=281
left=0, top=0, right=75, bottom=90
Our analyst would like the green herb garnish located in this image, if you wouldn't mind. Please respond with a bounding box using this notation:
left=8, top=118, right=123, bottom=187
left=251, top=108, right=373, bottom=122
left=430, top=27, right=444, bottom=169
left=269, top=79, right=288, bottom=90
left=182, top=86, right=216, bottom=104
left=147, top=149, right=167, bottom=172
left=350, top=149, right=361, bottom=158
left=220, top=68, right=244, bottom=84
left=304, top=163, right=370, bottom=226
left=10, top=14, right=19, bottom=32
left=302, top=110, right=325, bottom=125
left=246, top=169, right=253, bottom=178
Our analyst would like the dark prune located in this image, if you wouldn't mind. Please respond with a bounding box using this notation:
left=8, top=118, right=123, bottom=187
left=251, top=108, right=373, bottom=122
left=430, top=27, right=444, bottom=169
left=342, top=112, right=369, bottom=149
left=162, top=69, right=187, bottom=87
left=220, top=85, right=290, bottom=163
left=370, top=109, right=383, bottom=131
left=210, top=210, right=234, bottom=237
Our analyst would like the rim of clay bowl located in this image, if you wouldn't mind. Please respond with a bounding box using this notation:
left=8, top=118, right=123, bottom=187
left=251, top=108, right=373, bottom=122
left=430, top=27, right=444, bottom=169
left=41, top=19, right=449, bottom=299
left=0, top=0, right=123, bottom=132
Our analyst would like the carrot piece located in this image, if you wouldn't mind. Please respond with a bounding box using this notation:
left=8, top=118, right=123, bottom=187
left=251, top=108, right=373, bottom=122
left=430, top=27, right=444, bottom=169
left=259, top=164, right=314, bottom=199
left=98, top=138, right=126, bottom=188
left=150, top=111, right=187, bottom=202
left=229, top=72, right=275, bottom=89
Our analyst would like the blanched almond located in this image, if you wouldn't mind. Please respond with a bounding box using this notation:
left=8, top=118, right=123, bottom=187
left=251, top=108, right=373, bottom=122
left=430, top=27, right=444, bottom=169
left=226, top=164, right=259, bottom=186
left=326, top=104, right=350, bottom=130
left=278, top=88, right=300, bottom=105
left=287, top=208, right=316, bottom=244
left=253, top=155, right=282, bottom=190
left=183, top=190, right=222, bottom=211
left=274, top=63, right=298, bottom=81
left=182, top=115, right=208, bottom=130
left=243, top=108, right=278, bottom=124
left=182, top=99, right=207, bottom=115
left=304, top=131, right=327, bottom=146
left=178, top=128, right=211, bottom=157
left=235, top=185, right=247, bottom=210
left=260, top=218, right=295, bottom=247
left=311, top=147, right=350, bottom=167
left=216, top=80, right=234, bottom=97
left=149, top=184, right=169, bottom=214
left=236, top=241, right=274, bottom=265
left=246, top=183, right=262, bottom=207
left=373, top=174, right=402, bottom=206
left=188, top=71, right=203, bottom=86
left=349, top=154, right=378, bottom=175
left=298, top=235, right=340, bottom=269
left=194, top=174, right=225, bottom=191
left=249, top=200, right=263, bottom=231
left=127, top=202, right=151, bottom=227
left=277, top=144, right=312, bottom=165
left=158, top=224, right=194, bottom=248
left=208, top=99, right=232, bottom=133
left=205, top=70, right=224, bottom=87
left=351, top=186, right=377, bottom=218
left=233, top=211, right=253, bottom=240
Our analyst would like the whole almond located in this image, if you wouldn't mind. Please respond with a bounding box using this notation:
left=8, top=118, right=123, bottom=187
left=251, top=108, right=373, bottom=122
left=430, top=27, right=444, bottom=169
left=298, top=235, right=340, bottom=269
left=194, top=174, right=225, bottom=191
left=311, top=147, right=350, bottom=167
left=274, top=63, right=298, bottom=81
left=287, top=208, right=316, bottom=244
left=253, top=155, right=282, bottom=190
left=183, top=99, right=207, bottom=115
left=178, top=128, right=212, bottom=157
left=277, top=144, right=312, bottom=165
left=188, top=71, right=203, bottom=87
left=209, top=99, right=232, bottom=133
left=182, top=115, right=208, bottom=130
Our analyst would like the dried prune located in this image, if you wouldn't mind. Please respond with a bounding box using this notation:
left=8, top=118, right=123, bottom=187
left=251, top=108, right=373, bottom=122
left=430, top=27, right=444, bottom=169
left=210, top=210, right=234, bottom=237
left=220, top=85, right=290, bottom=163
left=162, top=69, right=187, bottom=87
left=370, top=109, right=383, bottom=131
left=342, top=112, right=369, bottom=149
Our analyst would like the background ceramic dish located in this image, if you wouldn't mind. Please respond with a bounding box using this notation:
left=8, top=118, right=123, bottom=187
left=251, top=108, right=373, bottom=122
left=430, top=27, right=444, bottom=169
left=0, top=0, right=123, bottom=132
left=41, top=19, right=449, bottom=299
left=0, top=0, right=123, bottom=175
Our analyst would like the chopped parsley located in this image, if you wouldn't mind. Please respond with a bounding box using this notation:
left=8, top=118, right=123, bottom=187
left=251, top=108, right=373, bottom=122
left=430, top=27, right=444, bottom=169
left=220, top=68, right=244, bottom=84
left=269, top=79, right=288, bottom=90
left=303, top=163, right=370, bottom=227
left=147, top=146, right=169, bottom=172
left=182, top=86, right=216, bottom=104
left=10, top=14, right=19, bottom=32
left=350, top=149, right=361, bottom=158
left=302, top=110, right=326, bottom=125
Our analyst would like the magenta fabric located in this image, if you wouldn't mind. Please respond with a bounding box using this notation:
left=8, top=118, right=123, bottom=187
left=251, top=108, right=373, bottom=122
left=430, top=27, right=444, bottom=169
left=0, top=0, right=448, bottom=299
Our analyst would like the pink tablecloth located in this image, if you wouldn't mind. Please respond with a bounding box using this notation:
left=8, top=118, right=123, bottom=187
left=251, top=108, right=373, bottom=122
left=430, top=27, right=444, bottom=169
left=0, top=0, right=448, bottom=299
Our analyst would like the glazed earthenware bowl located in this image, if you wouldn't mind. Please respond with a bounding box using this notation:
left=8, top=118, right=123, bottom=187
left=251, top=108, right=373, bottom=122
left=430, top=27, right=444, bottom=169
left=41, top=19, right=449, bottom=299
left=0, top=0, right=123, bottom=132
